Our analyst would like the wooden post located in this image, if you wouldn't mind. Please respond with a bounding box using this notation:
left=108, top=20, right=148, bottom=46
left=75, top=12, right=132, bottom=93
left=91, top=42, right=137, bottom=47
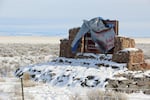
left=21, top=78, right=24, bottom=100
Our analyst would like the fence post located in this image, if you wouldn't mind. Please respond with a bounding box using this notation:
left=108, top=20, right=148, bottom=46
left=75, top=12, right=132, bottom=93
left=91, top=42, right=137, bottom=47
left=21, top=78, right=24, bottom=100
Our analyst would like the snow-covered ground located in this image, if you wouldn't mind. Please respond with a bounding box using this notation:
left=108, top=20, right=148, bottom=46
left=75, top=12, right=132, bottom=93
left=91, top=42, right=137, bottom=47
left=0, top=37, right=150, bottom=100
left=1, top=80, right=150, bottom=100
left=15, top=54, right=126, bottom=88
left=14, top=54, right=150, bottom=100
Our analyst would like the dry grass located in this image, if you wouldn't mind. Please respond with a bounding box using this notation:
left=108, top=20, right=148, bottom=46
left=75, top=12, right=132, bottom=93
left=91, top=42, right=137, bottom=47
left=70, top=89, right=128, bottom=100
left=87, top=89, right=105, bottom=100
left=23, top=80, right=36, bottom=87
left=22, top=72, right=31, bottom=80
left=0, top=43, right=59, bottom=77
left=87, top=89, right=128, bottom=100
left=115, top=92, right=128, bottom=100
left=21, top=72, right=37, bottom=87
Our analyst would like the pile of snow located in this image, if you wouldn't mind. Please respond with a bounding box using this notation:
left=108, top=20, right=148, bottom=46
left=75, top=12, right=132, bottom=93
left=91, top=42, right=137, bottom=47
left=121, top=48, right=139, bottom=52
left=15, top=54, right=127, bottom=88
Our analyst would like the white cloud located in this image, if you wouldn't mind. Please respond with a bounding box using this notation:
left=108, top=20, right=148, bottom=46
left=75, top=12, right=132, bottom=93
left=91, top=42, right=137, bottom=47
left=0, top=0, right=150, bottom=37
left=0, top=0, right=149, bottom=19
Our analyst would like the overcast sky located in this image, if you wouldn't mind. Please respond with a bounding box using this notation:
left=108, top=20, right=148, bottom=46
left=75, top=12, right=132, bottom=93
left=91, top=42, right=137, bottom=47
left=0, top=0, right=150, bottom=37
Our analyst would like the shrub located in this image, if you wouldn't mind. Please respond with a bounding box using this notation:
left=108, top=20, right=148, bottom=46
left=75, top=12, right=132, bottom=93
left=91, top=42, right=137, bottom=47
left=21, top=72, right=37, bottom=87
left=86, top=89, right=128, bottom=100
left=87, top=89, right=105, bottom=100
left=69, top=89, right=128, bottom=100
left=23, top=80, right=36, bottom=87
left=22, top=72, right=31, bottom=80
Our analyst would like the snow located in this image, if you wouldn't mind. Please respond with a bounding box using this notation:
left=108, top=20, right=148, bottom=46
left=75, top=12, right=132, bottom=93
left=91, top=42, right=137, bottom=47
left=15, top=55, right=127, bottom=88
left=109, top=76, right=128, bottom=81
left=1, top=79, right=150, bottom=100
left=128, top=92, right=150, bottom=100
left=144, top=70, right=150, bottom=76
left=119, top=48, right=139, bottom=52
left=1, top=52, right=150, bottom=99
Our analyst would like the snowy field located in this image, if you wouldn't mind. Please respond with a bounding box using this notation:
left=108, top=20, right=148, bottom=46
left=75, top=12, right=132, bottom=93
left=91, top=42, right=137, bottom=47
left=0, top=36, right=150, bottom=100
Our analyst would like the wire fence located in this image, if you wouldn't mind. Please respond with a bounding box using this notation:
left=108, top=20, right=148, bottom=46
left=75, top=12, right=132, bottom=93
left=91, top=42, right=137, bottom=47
left=0, top=80, right=150, bottom=100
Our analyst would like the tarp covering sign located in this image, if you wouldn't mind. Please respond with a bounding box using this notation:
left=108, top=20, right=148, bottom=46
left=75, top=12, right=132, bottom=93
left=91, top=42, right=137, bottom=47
left=71, top=17, right=116, bottom=54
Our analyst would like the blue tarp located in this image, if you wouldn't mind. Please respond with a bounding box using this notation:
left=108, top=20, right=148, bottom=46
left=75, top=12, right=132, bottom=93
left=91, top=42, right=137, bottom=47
left=71, top=17, right=116, bottom=54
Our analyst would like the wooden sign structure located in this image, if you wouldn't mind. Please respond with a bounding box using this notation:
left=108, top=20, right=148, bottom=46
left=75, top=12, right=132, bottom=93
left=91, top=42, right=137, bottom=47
left=59, top=20, right=119, bottom=58
left=82, top=20, right=119, bottom=54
